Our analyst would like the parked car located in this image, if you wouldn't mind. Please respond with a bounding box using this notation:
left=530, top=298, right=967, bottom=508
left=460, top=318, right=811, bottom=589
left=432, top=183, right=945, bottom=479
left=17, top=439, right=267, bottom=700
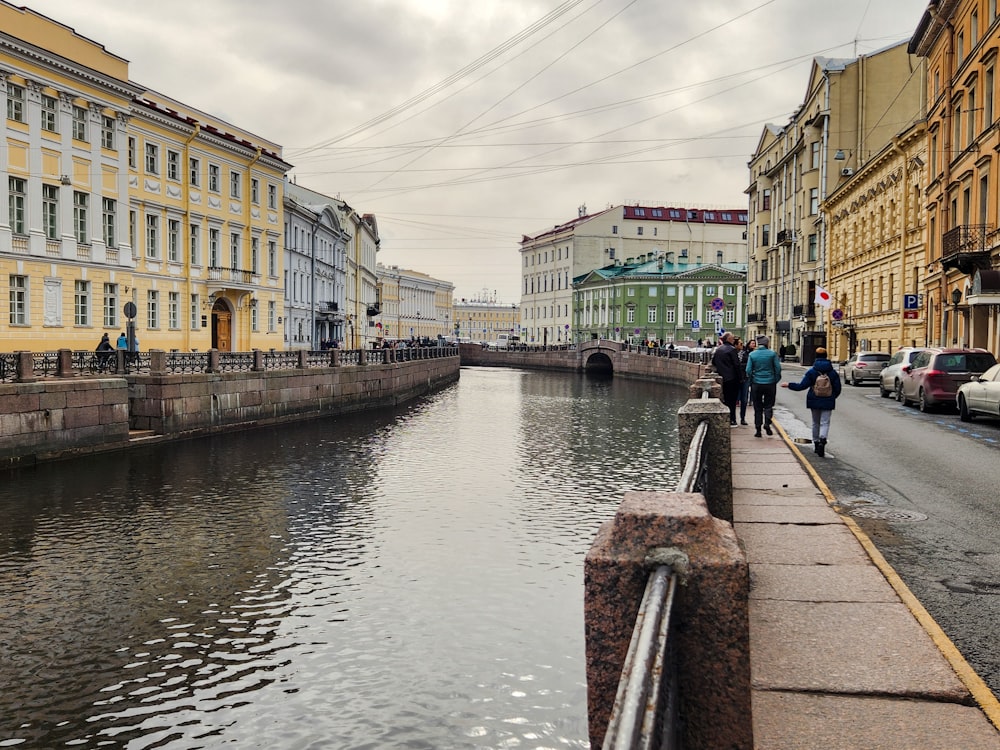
left=898, top=348, right=998, bottom=412
left=957, top=363, right=1000, bottom=421
left=840, top=352, right=891, bottom=386
left=879, top=347, right=927, bottom=398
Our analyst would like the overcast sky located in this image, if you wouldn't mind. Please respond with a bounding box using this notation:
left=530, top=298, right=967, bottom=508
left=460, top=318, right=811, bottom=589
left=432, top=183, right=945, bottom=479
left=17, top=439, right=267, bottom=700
left=26, top=0, right=926, bottom=302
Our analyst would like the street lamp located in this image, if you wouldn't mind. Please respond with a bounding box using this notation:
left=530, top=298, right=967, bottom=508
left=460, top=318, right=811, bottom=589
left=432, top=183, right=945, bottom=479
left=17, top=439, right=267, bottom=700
left=951, top=287, right=962, bottom=345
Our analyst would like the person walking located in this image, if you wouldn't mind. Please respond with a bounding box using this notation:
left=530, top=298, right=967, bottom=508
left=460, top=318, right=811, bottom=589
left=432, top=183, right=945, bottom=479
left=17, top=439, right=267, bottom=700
left=781, top=346, right=842, bottom=456
left=736, top=337, right=755, bottom=425
left=711, top=332, right=743, bottom=426
left=95, top=333, right=114, bottom=371
left=746, top=335, right=781, bottom=437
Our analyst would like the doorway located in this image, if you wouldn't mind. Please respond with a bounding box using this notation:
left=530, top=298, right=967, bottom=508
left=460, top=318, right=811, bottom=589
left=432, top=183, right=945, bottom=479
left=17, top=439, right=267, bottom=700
left=212, top=298, right=232, bottom=351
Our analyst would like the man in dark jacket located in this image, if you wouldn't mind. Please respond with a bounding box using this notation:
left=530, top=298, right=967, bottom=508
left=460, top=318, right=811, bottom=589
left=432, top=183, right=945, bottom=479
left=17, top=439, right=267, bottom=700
left=781, top=346, right=842, bottom=456
left=711, top=332, right=743, bottom=425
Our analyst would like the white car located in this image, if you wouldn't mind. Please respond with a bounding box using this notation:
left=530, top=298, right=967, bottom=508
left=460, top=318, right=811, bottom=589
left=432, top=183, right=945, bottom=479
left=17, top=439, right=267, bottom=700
left=957, top=363, right=1000, bottom=421
left=879, top=347, right=926, bottom=398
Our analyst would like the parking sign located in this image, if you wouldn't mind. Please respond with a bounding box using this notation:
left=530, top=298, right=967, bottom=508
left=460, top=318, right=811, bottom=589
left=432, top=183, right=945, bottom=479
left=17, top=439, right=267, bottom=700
left=903, top=294, right=918, bottom=310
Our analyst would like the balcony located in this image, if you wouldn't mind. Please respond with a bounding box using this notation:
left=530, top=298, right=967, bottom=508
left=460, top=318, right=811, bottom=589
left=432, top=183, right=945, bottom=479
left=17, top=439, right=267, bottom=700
left=792, top=303, right=815, bottom=318
left=775, top=229, right=794, bottom=246
left=366, top=304, right=380, bottom=317
left=747, top=313, right=765, bottom=323
left=208, top=265, right=255, bottom=285
left=322, top=301, right=339, bottom=312
left=941, top=225, right=995, bottom=274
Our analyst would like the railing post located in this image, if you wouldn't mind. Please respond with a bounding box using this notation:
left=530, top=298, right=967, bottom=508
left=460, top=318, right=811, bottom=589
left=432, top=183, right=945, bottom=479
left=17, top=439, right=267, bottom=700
left=331, top=349, right=341, bottom=367
left=57, top=348, right=74, bottom=377
left=207, top=348, right=220, bottom=373
left=16, top=351, right=36, bottom=383
left=252, top=349, right=264, bottom=371
left=358, top=347, right=367, bottom=365
left=149, top=350, right=167, bottom=375
left=585, top=491, right=752, bottom=750
left=677, top=397, right=732, bottom=521
left=297, top=350, right=308, bottom=369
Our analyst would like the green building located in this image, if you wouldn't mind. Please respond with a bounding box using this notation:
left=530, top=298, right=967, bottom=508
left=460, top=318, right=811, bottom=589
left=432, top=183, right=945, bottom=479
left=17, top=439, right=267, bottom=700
left=573, top=253, right=747, bottom=344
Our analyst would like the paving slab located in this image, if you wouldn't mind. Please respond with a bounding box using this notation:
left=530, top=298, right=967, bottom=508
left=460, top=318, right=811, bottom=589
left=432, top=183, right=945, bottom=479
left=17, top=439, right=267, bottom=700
left=750, top=600, right=969, bottom=699
left=735, top=503, right=842, bottom=524
left=750, top=563, right=901, bottom=603
left=752, top=691, right=1000, bottom=750
left=733, top=488, right=829, bottom=506
left=735, top=473, right=818, bottom=490
left=735, top=522, right=872, bottom=565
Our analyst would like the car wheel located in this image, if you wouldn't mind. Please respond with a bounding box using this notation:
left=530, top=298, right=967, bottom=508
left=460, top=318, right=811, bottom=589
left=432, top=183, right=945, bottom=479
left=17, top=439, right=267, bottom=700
left=959, top=395, right=973, bottom=422
left=879, top=380, right=890, bottom=398
left=918, top=388, right=934, bottom=413
left=895, top=381, right=906, bottom=404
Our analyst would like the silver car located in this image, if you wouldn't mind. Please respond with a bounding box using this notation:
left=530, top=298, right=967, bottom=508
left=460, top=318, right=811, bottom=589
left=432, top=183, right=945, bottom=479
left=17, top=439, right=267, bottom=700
left=879, top=347, right=926, bottom=399
left=841, top=352, right=890, bottom=386
left=957, top=363, right=1000, bottom=421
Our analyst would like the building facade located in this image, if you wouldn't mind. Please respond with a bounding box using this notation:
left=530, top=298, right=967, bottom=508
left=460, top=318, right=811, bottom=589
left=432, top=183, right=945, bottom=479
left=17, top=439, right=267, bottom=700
left=746, top=43, right=925, bottom=354
left=823, top=122, right=928, bottom=360
left=520, top=204, right=747, bottom=345
left=1, top=3, right=291, bottom=354
left=910, top=0, right=1000, bottom=353
left=375, top=264, right=455, bottom=341
left=283, top=182, right=350, bottom=349
left=573, top=256, right=747, bottom=344
left=453, top=295, right=520, bottom=343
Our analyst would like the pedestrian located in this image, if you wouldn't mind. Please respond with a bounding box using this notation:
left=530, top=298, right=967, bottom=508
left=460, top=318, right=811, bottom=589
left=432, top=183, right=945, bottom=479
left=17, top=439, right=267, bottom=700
left=746, top=335, right=781, bottom=437
left=781, top=346, right=842, bottom=456
left=736, top=337, right=756, bottom=425
left=95, top=333, right=114, bottom=371
left=711, top=332, right=742, bottom=426
left=116, top=331, right=127, bottom=349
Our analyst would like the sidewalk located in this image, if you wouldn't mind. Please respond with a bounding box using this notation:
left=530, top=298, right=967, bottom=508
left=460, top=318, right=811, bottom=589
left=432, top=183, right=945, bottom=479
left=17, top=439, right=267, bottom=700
left=730, top=421, right=1000, bottom=749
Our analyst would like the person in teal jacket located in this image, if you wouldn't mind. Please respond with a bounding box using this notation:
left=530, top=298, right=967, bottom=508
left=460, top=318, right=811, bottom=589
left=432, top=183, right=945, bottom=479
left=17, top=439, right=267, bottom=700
left=745, top=335, right=781, bottom=437
left=781, top=346, right=842, bottom=456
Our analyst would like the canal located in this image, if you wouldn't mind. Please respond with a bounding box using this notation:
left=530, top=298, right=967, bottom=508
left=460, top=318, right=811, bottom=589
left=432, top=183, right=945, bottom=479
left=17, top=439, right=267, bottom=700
left=0, top=366, right=689, bottom=749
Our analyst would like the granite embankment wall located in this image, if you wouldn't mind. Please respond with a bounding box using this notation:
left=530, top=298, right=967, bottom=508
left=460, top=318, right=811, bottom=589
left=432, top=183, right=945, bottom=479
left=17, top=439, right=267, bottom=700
left=0, top=354, right=459, bottom=468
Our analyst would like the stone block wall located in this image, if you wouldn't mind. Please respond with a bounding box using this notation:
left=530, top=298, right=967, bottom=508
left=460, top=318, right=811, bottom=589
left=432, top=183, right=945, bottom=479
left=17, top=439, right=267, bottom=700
left=0, top=379, right=130, bottom=467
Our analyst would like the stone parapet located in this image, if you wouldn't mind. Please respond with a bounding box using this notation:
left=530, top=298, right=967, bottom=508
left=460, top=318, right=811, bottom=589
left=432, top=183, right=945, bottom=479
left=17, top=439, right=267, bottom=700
left=585, top=490, right=752, bottom=750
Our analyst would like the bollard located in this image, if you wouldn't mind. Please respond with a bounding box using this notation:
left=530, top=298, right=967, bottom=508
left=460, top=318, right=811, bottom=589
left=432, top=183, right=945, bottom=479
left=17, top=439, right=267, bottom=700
left=677, top=398, right=733, bottom=521
left=585, top=491, right=752, bottom=750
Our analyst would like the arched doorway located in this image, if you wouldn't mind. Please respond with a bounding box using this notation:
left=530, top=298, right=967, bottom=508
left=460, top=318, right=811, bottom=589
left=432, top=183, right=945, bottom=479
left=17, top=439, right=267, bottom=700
left=212, top=298, right=232, bottom=351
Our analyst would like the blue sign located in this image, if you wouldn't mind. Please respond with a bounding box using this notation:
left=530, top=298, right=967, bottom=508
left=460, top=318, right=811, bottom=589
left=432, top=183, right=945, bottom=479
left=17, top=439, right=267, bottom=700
left=903, top=294, right=918, bottom=310
left=692, top=319, right=701, bottom=330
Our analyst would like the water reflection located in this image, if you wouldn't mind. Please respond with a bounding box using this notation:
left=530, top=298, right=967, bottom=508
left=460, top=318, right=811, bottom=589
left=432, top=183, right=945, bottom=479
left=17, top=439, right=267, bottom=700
left=0, top=367, right=688, bottom=749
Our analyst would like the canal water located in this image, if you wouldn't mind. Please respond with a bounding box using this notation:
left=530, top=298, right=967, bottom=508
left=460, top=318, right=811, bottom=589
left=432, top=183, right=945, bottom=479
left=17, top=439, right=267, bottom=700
left=0, top=367, right=688, bottom=749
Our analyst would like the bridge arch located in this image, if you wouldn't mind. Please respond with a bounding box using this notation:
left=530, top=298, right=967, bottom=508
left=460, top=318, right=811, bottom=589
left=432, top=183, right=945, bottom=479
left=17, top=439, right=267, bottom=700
left=583, top=351, right=614, bottom=375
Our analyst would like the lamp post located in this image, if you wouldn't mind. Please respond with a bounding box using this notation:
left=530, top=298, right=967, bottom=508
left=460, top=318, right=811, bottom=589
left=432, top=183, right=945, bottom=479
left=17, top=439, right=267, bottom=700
left=951, top=287, right=962, bottom=345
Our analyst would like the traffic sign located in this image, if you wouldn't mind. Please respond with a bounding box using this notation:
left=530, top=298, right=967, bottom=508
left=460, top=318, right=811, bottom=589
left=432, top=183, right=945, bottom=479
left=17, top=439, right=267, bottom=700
left=123, top=301, right=137, bottom=319
left=831, top=308, right=844, bottom=321
left=903, top=310, right=918, bottom=319
left=710, top=297, right=725, bottom=312
left=903, top=294, right=918, bottom=310
left=692, top=319, right=701, bottom=330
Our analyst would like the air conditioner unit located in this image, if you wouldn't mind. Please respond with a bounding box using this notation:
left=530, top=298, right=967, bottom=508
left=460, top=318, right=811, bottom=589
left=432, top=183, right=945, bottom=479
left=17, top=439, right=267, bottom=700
left=840, top=167, right=854, bottom=177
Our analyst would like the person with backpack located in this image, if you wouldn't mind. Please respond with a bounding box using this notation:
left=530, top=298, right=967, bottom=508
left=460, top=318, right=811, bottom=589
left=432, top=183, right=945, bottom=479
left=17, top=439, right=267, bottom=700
left=746, top=335, right=782, bottom=437
left=781, top=346, right=842, bottom=456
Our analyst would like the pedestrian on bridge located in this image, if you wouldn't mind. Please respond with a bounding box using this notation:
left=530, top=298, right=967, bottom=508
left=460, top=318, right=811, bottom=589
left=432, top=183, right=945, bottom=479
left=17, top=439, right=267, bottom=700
left=781, top=346, right=841, bottom=456
left=746, top=335, right=781, bottom=437
left=711, top=332, right=743, bottom=426
left=736, top=337, right=755, bottom=425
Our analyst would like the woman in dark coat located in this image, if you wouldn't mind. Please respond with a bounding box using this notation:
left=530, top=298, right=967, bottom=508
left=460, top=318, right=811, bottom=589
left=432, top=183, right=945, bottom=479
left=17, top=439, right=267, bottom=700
left=780, top=346, right=842, bottom=456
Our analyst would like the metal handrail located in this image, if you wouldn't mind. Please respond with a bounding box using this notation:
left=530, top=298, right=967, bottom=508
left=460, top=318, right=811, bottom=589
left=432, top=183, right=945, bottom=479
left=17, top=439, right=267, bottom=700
left=602, top=565, right=680, bottom=750
left=676, top=419, right=709, bottom=494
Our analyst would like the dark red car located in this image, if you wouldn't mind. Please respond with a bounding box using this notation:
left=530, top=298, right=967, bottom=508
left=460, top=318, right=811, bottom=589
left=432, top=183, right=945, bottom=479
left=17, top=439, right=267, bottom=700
left=898, top=348, right=998, bottom=412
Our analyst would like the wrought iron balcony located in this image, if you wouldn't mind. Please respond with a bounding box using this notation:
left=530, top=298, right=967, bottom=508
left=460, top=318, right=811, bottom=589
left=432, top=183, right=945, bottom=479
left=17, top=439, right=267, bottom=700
left=775, top=229, right=794, bottom=246
left=323, top=301, right=339, bottom=312
left=941, top=224, right=995, bottom=274
left=792, top=303, right=815, bottom=318
left=747, top=313, right=765, bottom=323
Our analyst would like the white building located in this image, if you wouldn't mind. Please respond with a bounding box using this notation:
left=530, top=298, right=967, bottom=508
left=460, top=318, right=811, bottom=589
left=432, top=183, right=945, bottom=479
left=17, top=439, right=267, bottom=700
left=376, top=264, right=455, bottom=341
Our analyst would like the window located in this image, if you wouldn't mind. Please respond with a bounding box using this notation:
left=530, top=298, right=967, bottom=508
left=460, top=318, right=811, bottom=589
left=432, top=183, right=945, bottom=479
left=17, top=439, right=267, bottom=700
left=72, top=105, right=87, bottom=141
left=627, top=287, right=635, bottom=297
left=665, top=309, right=675, bottom=323
left=42, top=184, right=58, bottom=239
left=808, top=233, right=818, bottom=261
left=251, top=178, right=260, bottom=205
left=251, top=236, right=260, bottom=274
left=74, top=280, right=90, bottom=326
left=168, top=219, right=180, bottom=262
left=968, top=87, right=977, bottom=144
left=762, top=189, right=771, bottom=210
left=167, top=150, right=180, bottom=181
left=716, top=250, right=724, bottom=263
left=190, top=157, right=200, bottom=186
left=191, top=294, right=200, bottom=330
left=683, top=308, right=693, bottom=323
left=73, top=192, right=88, bottom=244
left=190, top=224, right=201, bottom=265
left=209, top=228, right=220, bottom=266
left=230, top=170, right=241, bottom=199
left=972, top=10, right=979, bottom=43
left=147, top=290, right=159, bottom=329
left=267, top=183, right=277, bottom=209
left=6, top=82, right=24, bottom=122
left=41, top=94, right=57, bottom=132
left=128, top=137, right=136, bottom=168
left=268, top=300, right=276, bottom=332
left=811, top=141, right=820, bottom=169
left=268, top=240, right=277, bottom=276
left=637, top=226, right=644, bottom=235
left=251, top=303, right=259, bottom=332
left=987, top=68, right=995, bottom=127
left=129, top=209, right=137, bottom=253
left=9, top=275, right=27, bottom=325
left=104, top=283, right=118, bottom=328
left=612, top=225, right=618, bottom=234
left=626, top=307, right=635, bottom=323
left=102, top=198, right=117, bottom=248
left=954, top=102, right=963, bottom=152
left=230, top=232, right=240, bottom=269
left=145, top=142, right=159, bottom=175
left=168, top=291, right=180, bottom=329
left=647, top=306, right=657, bottom=323
left=101, top=115, right=115, bottom=149
left=146, top=214, right=159, bottom=258
left=809, top=188, right=819, bottom=215
left=957, top=32, right=965, bottom=66
left=761, top=224, right=770, bottom=246
left=8, top=177, right=25, bottom=235
left=208, top=164, right=220, bottom=193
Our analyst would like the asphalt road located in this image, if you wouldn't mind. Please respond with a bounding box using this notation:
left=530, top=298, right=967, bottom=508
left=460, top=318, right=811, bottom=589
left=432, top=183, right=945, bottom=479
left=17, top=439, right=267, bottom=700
left=772, top=364, right=1000, bottom=697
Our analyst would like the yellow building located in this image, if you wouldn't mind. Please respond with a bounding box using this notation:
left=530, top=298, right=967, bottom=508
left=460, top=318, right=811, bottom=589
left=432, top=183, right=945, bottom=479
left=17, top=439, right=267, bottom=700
left=1, top=3, right=290, bottom=354
left=453, top=296, right=520, bottom=343
left=376, top=264, right=455, bottom=341
left=824, top=123, right=928, bottom=360
left=910, top=0, right=1000, bottom=352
